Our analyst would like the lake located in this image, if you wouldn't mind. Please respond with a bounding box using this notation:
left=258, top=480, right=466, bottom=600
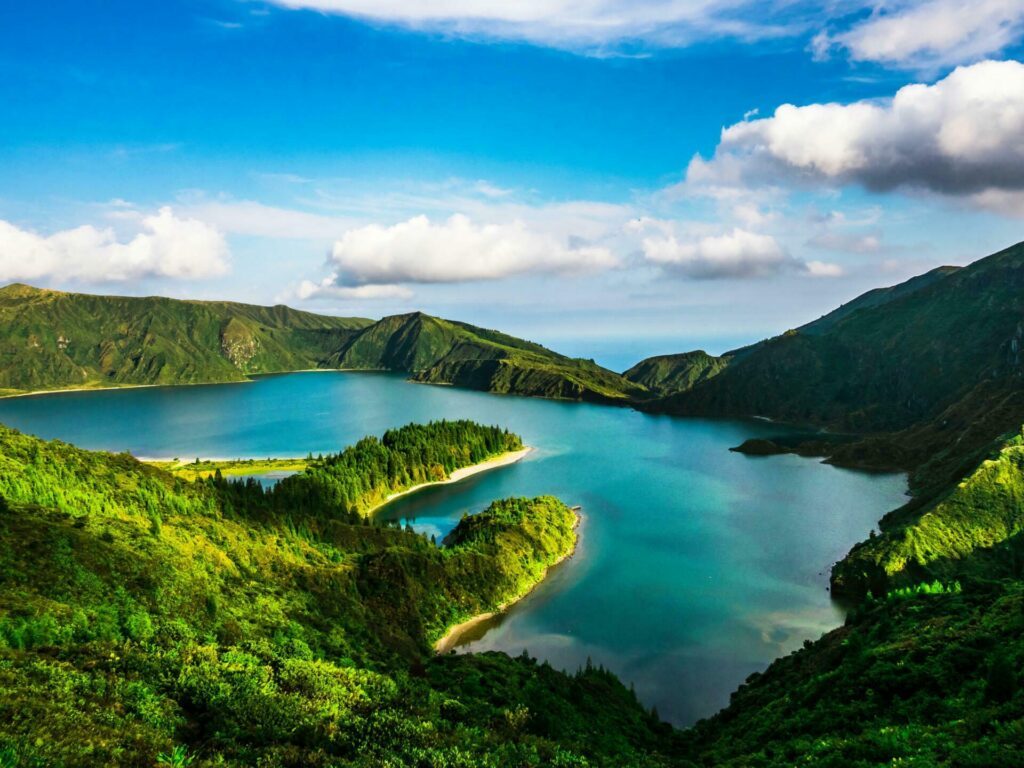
left=0, top=371, right=907, bottom=725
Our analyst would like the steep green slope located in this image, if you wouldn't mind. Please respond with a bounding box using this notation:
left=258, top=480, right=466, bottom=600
left=0, top=285, right=645, bottom=404
left=684, top=579, right=1024, bottom=767
left=646, top=242, right=1024, bottom=484
left=653, top=243, right=1024, bottom=431
left=333, top=312, right=647, bottom=403
left=0, top=424, right=675, bottom=767
left=625, top=266, right=958, bottom=401
left=623, top=351, right=730, bottom=396
left=0, top=284, right=370, bottom=395
left=797, top=265, right=960, bottom=337
left=832, top=429, right=1024, bottom=598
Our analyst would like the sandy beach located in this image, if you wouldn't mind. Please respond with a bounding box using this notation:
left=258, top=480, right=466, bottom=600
left=434, top=505, right=582, bottom=654
left=368, top=446, right=534, bottom=513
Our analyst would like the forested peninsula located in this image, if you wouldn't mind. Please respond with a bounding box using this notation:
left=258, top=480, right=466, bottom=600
left=0, top=422, right=680, bottom=767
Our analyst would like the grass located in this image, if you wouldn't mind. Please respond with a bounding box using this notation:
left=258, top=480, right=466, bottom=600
left=148, top=457, right=309, bottom=482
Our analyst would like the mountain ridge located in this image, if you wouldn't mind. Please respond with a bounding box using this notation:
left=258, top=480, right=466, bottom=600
left=0, top=284, right=644, bottom=403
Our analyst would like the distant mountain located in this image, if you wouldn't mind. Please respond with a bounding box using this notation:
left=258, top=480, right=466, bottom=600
left=0, top=284, right=644, bottom=403
left=639, top=242, right=1024, bottom=492
left=331, top=311, right=646, bottom=403
left=622, top=350, right=729, bottom=396
left=0, top=284, right=371, bottom=395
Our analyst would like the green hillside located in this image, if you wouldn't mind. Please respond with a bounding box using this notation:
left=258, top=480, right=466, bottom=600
left=643, top=242, right=1024, bottom=490
left=0, top=284, right=370, bottom=396
left=832, top=429, right=1024, bottom=598
left=623, top=265, right=958, bottom=400
left=0, top=285, right=644, bottom=403
left=0, top=423, right=676, bottom=767
left=796, top=265, right=960, bottom=337
left=333, top=312, right=646, bottom=403
left=622, top=351, right=729, bottom=396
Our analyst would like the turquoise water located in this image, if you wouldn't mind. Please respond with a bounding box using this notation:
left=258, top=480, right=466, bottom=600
left=0, top=372, right=907, bottom=725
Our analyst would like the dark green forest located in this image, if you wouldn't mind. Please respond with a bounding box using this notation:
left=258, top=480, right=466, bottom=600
left=263, top=420, right=523, bottom=518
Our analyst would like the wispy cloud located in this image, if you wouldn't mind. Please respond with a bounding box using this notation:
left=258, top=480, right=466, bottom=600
left=820, top=0, right=1024, bottom=70
left=259, top=0, right=834, bottom=53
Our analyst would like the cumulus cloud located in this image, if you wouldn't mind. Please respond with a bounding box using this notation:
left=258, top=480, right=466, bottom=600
left=689, top=60, right=1024, bottom=200
left=0, top=207, right=229, bottom=284
left=824, top=0, right=1024, bottom=69
left=641, top=227, right=821, bottom=279
left=263, top=0, right=828, bottom=51
left=302, top=213, right=616, bottom=297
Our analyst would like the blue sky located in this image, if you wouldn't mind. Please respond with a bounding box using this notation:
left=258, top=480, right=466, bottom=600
left=2, top=1, right=1024, bottom=368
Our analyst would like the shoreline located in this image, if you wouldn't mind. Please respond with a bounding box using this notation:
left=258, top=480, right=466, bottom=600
left=434, top=506, right=582, bottom=654
left=368, top=447, right=533, bottom=514
left=0, top=378, right=253, bottom=401
left=0, top=368, right=401, bottom=401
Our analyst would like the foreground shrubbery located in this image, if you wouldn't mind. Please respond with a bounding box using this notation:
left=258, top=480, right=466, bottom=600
left=0, top=424, right=674, bottom=767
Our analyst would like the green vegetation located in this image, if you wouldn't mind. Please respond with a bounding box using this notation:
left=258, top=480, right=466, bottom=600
left=149, top=457, right=309, bottom=482
left=0, top=285, right=646, bottom=404
left=0, top=283, right=371, bottom=395
left=332, top=312, right=646, bottom=403
left=622, top=351, right=729, bottom=396
left=265, top=420, right=524, bottom=517
left=833, top=429, right=1024, bottom=598
left=0, top=424, right=675, bottom=766
left=682, top=579, right=1024, bottom=766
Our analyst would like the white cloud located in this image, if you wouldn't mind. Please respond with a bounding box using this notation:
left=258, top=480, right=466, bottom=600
left=805, top=260, right=846, bottom=277
left=689, top=60, right=1024, bottom=201
left=967, top=188, right=1024, bottom=217
left=304, top=213, right=617, bottom=297
left=0, top=207, right=229, bottom=284
left=641, top=227, right=805, bottom=279
left=263, top=0, right=826, bottom=51
left=176, top=198, right=358, bottom=240
left=295, top=280, right=414, bottom=300
left=826, top=0, right=1024, bottom=69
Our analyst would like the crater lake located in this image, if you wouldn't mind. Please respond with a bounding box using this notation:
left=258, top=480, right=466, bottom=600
left=0, top=371, right=906, bottom=725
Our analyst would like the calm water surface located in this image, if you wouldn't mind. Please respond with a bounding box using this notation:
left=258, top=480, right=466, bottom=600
left=0, top=372, right=906, bottom=725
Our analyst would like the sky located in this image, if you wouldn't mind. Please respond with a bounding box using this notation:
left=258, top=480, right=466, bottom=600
left=2, top=1, right=1024, bottom=369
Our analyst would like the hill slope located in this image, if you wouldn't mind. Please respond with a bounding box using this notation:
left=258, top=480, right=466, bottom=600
left=623, top=350, right=730, bottom=396
left=0, top=284, right=371, bottom=395
left=0, top=285, right=645, bottom=403
left=643, top=242, right=1024, bottom=489
left=332, top=312, right=647, bottom=403
left=0, top=423, right=675, bottom=767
